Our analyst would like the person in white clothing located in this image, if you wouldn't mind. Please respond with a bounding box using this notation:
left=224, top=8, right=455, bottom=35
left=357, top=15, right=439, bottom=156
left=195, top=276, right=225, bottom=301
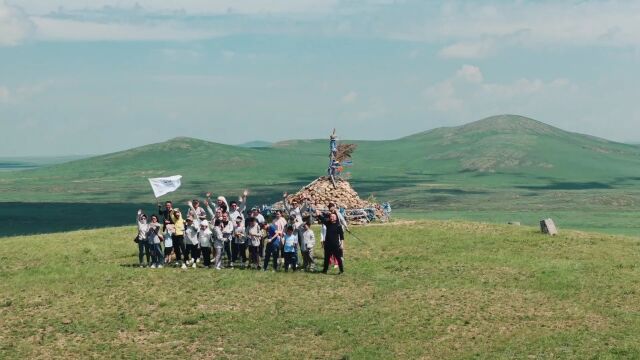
left=183, top=217, right=200, bottom=268
left=197, top=220, right=213, bottom=268
left=212, top=219, right=225, bottom=269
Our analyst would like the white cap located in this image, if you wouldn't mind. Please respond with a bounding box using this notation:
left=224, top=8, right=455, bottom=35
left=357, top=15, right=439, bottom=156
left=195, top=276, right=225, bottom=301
left=201, top=220, right=209, bottom=227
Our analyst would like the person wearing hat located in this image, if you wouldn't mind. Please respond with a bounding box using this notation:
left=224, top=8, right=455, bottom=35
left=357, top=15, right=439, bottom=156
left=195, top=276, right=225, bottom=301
left=196, top=219, right=213, bottom=268
left=232, top=215, right=247, bottom=268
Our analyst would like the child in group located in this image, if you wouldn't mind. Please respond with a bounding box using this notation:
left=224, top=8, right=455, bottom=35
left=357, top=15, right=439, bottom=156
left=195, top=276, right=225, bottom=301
left=246, top=217, right=262, bottom=269
left=212, top=219, right=225, bottom=270
left=163, top=221, right=175, bottom=265
left=301, top=221, right=316, bottom=272
left=136, top=210, right=151, bottom=267
left=147, top=214, right=164, bottom=269
left=283, top=225, right=298, bottom=272
left=263, top=223, right=281, bottom=271
left=232, top=215, right=247, bottom=268
left=196, top=220, right=213, bottom=268
left=184, top=217, right=200, bottom=269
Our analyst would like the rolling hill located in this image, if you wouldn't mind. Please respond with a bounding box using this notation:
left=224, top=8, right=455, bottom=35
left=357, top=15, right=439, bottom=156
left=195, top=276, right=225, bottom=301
left=2, top=114, right=640, bottom=202
left=2, top=114, right=640, bottom=236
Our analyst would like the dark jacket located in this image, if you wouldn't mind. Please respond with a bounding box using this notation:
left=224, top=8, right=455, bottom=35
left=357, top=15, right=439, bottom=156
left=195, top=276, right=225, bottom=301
left=318, top=215, right=344, bottom=247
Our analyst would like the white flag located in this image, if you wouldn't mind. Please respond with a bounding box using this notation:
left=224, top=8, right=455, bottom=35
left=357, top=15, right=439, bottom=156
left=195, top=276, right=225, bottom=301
left=148, top=175, right=182, bottom=198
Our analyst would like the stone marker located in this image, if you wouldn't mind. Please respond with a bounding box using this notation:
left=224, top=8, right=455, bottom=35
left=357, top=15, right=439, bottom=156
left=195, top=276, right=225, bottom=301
left=540, top=218, right=558, bottom=236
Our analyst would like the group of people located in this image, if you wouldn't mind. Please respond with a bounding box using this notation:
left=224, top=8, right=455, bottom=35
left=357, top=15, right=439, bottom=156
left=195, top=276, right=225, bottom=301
left=134, top=191, right=348, bottom=274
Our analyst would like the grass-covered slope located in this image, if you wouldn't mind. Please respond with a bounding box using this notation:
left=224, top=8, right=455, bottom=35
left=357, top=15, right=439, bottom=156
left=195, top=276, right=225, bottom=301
left=2, top=114, right=640, bottom=203
left=1, top=221, right=639, bottom=358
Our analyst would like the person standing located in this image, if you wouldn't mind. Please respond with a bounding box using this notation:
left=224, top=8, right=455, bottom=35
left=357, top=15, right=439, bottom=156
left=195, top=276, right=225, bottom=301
left=282, top=225, right=298, bottom=272
left=183, top=217, right=200, bottom=269
left=170, top=208, right=187, bottom=268
left=246, top=217, right=262, bottom=269
left=197, top=220, right=213, bottom=268
left=136, top=210, right=151, bottom=267
left=315, top=210, right=344, bottom=274
left=220, top=212, right=234, bottom=267
left=300, top=221, right=316, bottom=272
left=263, top=223, right=281, bottom=271
left=212, top=219, right=225, bottom=270
left=188, top=200, right=207, bottom=221
left=147, top=214, right=164, bottom=269
left=232, top=216, right=247, bottom=268
left=229, top=190, right=248, bottom=223
left=158, top=201, right=174, bottom=224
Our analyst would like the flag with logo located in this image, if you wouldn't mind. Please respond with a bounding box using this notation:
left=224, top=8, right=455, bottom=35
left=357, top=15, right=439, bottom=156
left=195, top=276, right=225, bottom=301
left=148, top=175, right=182, bottom=198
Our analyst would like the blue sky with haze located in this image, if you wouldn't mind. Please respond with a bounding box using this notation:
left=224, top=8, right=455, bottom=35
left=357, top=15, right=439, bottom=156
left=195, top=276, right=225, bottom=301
left=1, top=0, right=639, bottom=156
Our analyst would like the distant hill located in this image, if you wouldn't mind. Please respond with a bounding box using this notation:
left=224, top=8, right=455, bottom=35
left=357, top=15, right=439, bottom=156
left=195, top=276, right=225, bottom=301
left=1, top=114, right=640, bottom=204
left=0, top=155, right=90, bottom=171
left=237, top=140, right=273, bottom=148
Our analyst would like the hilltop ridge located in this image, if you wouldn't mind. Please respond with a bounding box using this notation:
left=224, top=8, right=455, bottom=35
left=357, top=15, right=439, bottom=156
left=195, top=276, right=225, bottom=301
left=2, top=114, right=640, bottom=204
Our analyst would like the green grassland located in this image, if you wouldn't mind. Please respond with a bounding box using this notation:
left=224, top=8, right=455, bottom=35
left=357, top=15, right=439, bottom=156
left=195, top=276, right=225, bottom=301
left=2, top=114, right=640, bottom=237
left=1, top=220, right=640, bottom=359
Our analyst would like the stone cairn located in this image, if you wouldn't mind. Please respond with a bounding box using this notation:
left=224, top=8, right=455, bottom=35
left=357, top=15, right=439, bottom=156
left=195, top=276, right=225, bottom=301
left=273, top=176, right=385, bottom=224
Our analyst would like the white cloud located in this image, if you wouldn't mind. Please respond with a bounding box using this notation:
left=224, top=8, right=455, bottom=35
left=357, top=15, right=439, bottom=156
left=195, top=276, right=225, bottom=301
left=456, top=65, right=483, bottom=83
left=424, top=80, right=463, bottom=112
left=341, top=90, right=358, bottom=104
left=0, top=82, right=51, bottom=104
left=32, top=17, right=223, bottom=42
left=17, top=1, right=339, bottom=16
left=393, top=1, right=640, bottom=54
left=439, top=40, right=495, bottom=59
left=424, top=65, right=574, bottom=113
left=0, top=86, right=9, bottom=102
left=0, top=1, right=35, bottom=45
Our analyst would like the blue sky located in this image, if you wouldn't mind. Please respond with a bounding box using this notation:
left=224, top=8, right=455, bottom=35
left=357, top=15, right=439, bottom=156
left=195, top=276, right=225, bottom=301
left=1, top=0, right=639, bottom=156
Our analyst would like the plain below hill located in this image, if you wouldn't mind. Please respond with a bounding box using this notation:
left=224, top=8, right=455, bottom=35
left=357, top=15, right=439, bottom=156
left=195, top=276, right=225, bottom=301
left=1, top=115, right=640, bottom=205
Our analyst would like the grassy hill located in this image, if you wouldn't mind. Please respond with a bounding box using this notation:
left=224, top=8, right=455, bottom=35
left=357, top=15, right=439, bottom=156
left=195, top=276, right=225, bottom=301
left=1, top=221, right=639, bottom=358
left=2, top=114, right=640, bottom=237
